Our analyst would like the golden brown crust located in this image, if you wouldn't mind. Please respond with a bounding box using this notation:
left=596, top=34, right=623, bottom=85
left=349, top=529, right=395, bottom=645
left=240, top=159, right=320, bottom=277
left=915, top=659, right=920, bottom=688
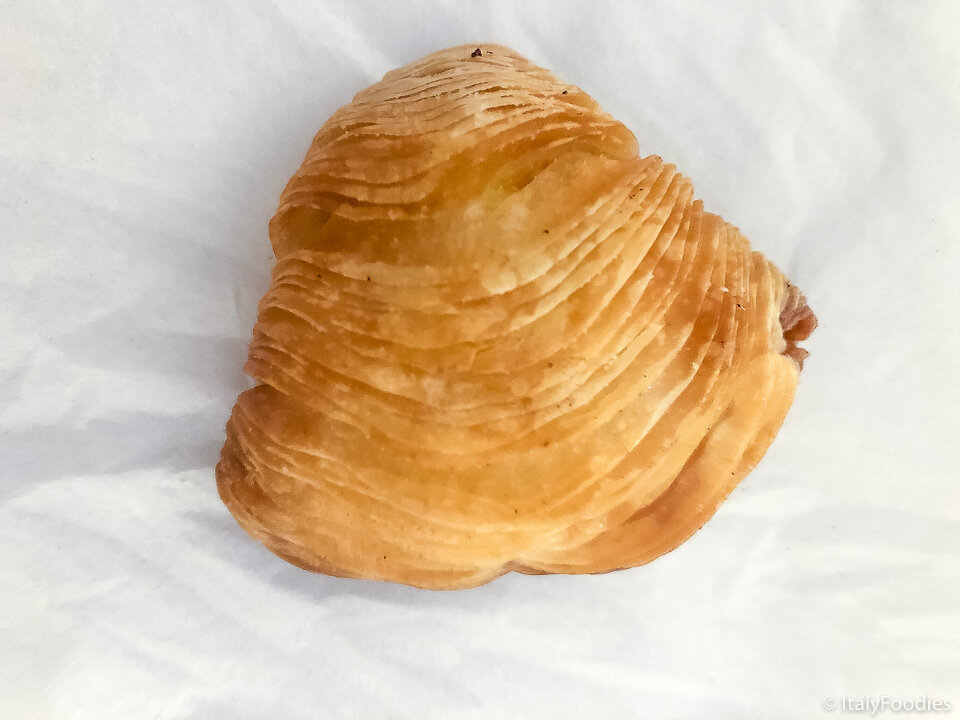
left=216, top=44, right=816, bottom=589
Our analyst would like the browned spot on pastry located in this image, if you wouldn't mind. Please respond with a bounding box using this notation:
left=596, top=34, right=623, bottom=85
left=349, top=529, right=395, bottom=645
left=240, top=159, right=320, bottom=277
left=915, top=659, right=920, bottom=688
left=779, top=283, right=818, bottom=370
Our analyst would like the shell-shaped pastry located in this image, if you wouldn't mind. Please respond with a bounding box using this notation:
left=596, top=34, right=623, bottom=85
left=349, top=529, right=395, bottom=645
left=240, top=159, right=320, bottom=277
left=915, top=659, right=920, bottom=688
left=217, top=44, right=816, bottom=590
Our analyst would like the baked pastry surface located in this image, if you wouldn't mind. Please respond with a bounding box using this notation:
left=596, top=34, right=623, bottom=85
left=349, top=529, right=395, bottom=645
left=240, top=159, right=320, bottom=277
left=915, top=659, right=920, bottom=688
left=217, top=44, right=816, bottom=589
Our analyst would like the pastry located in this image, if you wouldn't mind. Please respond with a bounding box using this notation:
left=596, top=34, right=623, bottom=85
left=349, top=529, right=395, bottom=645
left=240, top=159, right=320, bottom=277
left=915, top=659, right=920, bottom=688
left=216, top=44, right=816, bottom=589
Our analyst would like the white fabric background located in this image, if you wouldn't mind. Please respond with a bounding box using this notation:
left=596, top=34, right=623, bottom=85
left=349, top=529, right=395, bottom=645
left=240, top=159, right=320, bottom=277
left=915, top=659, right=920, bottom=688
left=2, top=2, right=958, bottom=718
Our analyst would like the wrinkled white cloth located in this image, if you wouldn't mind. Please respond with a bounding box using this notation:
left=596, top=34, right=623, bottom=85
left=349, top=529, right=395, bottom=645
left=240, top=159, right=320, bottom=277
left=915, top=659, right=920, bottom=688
left=2, top=2, right=958, bottom=718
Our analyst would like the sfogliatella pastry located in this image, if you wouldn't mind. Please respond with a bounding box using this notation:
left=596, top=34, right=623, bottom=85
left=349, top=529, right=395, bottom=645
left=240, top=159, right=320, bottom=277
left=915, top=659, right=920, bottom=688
left=217, top=44, right=816, bottom=590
